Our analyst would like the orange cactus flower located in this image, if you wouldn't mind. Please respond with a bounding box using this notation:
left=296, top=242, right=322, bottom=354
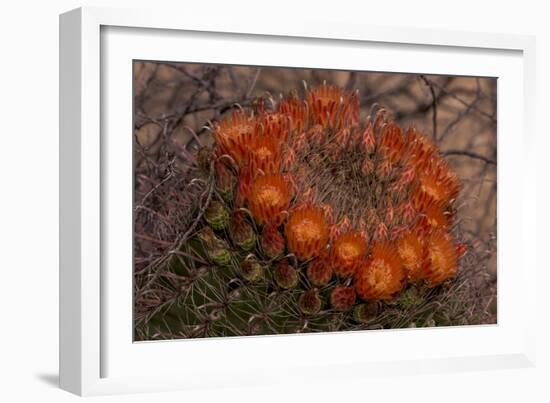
left=246, top=135, right=282, bottom=174
left=248, top=174, right=292, bottom=225
left=418, top=159, right=462, bottom=204
left=214, top=111, right=256, bottom=166
left=285, top=205, right=330, bottom=260
left=260, top=112, right=291, bottom=143
left=379, top=122, right=406, bottom=164
left=355, top=242, right=406, bottom=301
left=422, top=202, right=449, bottom=229
left=331, top=231, right=367, bottom=277
left=396, top=231, right=425, bottom=282
left=279, top=94, right=307, bottom=134
left=412, top=186, right=450, bottom=232
left=405, top=128, right=438, bottom=170
left=305, top=123, right=325, bottom=147
left=306, top=83, right=359, bottom=130
left=362, top=122, right=375, bottom=154
left=423, top=230, right=459, bottom=287
left=234, top=167, right=253, bottom=207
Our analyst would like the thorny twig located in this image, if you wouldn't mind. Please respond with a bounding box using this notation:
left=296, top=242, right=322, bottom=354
left=420, top=75, right=438, bottom=141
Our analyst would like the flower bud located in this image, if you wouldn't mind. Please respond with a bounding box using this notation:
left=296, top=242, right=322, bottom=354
left=240, top=257, right=264, bottom=282
left=274, top=259, right=298, bottom=289
left=197, top=226, right=231, bottom=266
left=298, top=289, right=322, bottom=316
left=205, top=201, right=230, bottom=231
left=330, top=286, right=356, bottom=312
left=260, top=224, right=285, bottom=258
left=353, top=302, right=379, bottom=323
left=230, top=212, right=256, bottom=251
left=215, top=162, right=236, bottom=203
left=306, top=256, right=333, bottom=287
left=208, top=238, right=232, bottom=266
left=397, top=286, right=423, bottom=309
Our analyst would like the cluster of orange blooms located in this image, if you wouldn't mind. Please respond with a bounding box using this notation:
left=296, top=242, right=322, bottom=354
left=212, top=83, right=465, bottom=305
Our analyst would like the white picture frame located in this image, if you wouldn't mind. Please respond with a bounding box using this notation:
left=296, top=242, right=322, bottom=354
left=59, top=6, right=537, bottom=396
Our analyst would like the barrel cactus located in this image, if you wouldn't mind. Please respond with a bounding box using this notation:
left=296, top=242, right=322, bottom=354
left=134, top=82, right=493, bottom=340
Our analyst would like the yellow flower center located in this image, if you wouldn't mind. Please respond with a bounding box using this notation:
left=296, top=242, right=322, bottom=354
left=256, top=185, right=283, bottom=208
left=254, top=146, right=273, bottom=160
left=291, top=218, right=321, bottom=240
left=338, top=242, right=362, bottom=260
left=369, top=260, right=389, bottom=286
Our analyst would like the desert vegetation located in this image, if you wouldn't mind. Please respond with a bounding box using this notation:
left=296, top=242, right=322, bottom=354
left=133, top=63, right=497, bottom=340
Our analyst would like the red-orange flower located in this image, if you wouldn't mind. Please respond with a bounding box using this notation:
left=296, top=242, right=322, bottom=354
left=362, top=122, right=375, bottom=154
left=379, top=122, right=406, bottom=164
left=412, top=186, right=450, bottom=231
left=422, top=203, right=449, bottom=229
left=248, top=174, right=292, bottom=225
left=423, top=230, right=459, bottom=287
left=418, top=159, right=462, bottom=204
left=396, top=231, right=425, bottom=282
left=330, top=231, right=367, bottom=277
left=355, top=242, right=406, bottom=301
left=306, top=83, right=359, bottom=130
left=279, top=94, right=307, bottom=134
left=214, top=111, right=256, bottom=166
left=246, top=135, right=282, bottom=174
left=285, top=205, right=330, bottom=260
left=405, top=128, right=438, bottom=171
left=260, top=112, right=291, bottom=143
left=234, top=167, right=253, bottom=207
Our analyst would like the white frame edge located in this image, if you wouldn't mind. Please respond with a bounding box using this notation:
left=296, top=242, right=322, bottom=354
left=60, top=7, right=82, bottom=395
left=59, top=6, right=537, bottom=396
left=60, top=7, right=102, bottom=395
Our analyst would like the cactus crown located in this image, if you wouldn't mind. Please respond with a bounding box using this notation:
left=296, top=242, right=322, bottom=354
left=134, top=82, right=492, bottom=340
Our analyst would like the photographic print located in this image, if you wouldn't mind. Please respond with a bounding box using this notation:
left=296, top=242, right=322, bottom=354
left=133, top=63, right=497, bottom=341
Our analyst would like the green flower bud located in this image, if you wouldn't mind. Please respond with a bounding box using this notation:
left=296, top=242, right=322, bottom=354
left=240, top=257, right=264, bottom=282
left=398, top=286, right=423, bottom=309
left=353, top=302, right=379, bottom=323
left=197, top=226, right=231, bottom=266
left=205, top=201, right=230, bottom=231
left=231, top=212, right=256, bottom=251
left=209, top=248, right=231, bottom=266
left=215, top=162, right=236, bottom=203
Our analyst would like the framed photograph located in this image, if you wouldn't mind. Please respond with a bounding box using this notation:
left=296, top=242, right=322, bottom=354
left=59, top=6, right=537, bottom=396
